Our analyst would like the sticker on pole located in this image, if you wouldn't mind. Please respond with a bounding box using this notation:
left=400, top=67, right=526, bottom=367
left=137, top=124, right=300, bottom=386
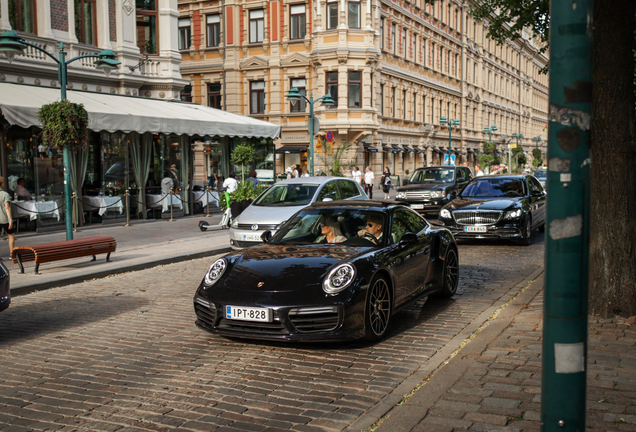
left=326, top=131, right=334, bottom=142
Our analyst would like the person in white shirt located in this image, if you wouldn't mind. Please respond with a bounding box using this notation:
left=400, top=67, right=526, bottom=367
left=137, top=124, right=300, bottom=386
left=475, top=164, right=484, bottom=177
left=364, top=166, right=375, bottom=199
left=292, top=164, right=299, bottom=178
left=352, top=167, right=362, bottom=185
left=38, top=143, right=46, bottom=160
left=222, top=171, right=239, bottom=193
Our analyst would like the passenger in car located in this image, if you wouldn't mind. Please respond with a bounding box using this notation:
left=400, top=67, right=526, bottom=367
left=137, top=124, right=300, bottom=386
left=315, top=216, right=347, bottom=243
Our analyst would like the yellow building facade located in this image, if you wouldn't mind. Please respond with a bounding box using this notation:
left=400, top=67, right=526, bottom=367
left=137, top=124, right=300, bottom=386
left=178, top=0, right=548, bottom=179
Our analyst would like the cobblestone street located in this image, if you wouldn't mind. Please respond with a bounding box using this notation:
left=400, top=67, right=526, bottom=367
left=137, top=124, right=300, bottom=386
left=0, top=235, right=544, bottom=432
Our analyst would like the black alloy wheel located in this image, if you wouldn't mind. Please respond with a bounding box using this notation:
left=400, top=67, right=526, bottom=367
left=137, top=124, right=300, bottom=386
left=519, top=216, right=532, bottom=246
left=435, top=247, right=459, bottom=298
left=364, top=275, right=392, bottom=341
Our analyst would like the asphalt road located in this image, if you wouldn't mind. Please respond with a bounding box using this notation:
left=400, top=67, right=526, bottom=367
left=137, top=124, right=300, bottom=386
left=0, top=232, right=545, bottom=432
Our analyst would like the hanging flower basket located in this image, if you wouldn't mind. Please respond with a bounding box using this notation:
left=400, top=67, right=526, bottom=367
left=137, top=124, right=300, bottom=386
left=38, top=99, right=89, bottom=152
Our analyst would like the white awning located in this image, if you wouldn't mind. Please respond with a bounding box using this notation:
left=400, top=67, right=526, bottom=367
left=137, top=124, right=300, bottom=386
left=0, top=82, right=281, bottom=139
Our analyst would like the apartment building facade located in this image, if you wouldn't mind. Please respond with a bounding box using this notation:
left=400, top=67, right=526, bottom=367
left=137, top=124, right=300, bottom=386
left=178, top=0, right=548, bottom=178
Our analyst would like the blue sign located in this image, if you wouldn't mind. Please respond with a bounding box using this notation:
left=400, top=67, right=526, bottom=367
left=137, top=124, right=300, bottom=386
left=443, top=154, right=456, bottom=165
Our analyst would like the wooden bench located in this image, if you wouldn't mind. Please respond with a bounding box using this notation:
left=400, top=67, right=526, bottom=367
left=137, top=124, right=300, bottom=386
left=11, top=236, right=117, bottom=274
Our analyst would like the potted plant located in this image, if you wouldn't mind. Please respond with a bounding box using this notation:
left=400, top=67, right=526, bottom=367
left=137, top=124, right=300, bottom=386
left=223, top=181, right=266, bottom=218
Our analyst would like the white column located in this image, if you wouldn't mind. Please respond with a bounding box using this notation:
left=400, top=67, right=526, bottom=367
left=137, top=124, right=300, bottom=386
left=0, top=0, right=10, bottom=31
left=35, top=0, right=55, bottom=38
left=66, top=0, right=79, bottom=43
left=96, top=0, right=113, bottom=49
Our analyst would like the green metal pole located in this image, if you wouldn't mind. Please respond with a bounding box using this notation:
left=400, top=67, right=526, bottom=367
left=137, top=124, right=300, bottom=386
left=59, top=42, right=73, bottom=241
left=309, top=92, right=314, bottom=176
left=447, top=123, right=452, bottom=165
left=541, top=0, right=592, bottom=429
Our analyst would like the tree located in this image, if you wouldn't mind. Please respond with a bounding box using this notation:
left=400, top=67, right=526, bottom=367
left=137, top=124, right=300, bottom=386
left=532, top=148, right=543, bottom=168
left=318, top=141, right=355, bottom=176
left=230, top=143, right=256, bottom=182
left=469, top=0, right=636, bottom=317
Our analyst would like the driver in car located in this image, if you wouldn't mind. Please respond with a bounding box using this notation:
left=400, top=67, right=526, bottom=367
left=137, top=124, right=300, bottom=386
left=358, top=215, right=383, bottom=245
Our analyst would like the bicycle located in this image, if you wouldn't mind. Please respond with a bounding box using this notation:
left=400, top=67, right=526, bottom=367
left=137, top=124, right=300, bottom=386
left=199, top=191, right=232, bottom=231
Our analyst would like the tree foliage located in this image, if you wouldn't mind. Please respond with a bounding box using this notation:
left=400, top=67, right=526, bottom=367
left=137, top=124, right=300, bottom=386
left=532, top=148, right=543, bottom=168
left=483, top=141, right=497, bottom=155
left=231, top=143, right=256, bottom=181
left=38, top=100, right=89, bottom=152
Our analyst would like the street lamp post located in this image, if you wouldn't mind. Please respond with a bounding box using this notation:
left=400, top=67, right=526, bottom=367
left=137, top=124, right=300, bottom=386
left=0, top=30, right=120, bottom=241
left=285, top=88, right=334, bottom=176
left=440, top=116, right=460, bottom=165
left=483, top=124, right=498, bottom=143
left=511, top=133, right=523, bottom=172
left=532, top=136, right=542, bottom=149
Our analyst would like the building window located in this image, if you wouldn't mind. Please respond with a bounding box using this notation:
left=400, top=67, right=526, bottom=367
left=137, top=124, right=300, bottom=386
left=290, top=78, right=306, bottom=112
left=326, top=71, right=338, bottom=108
left=380, top=84, right=384, bottom=116
left=181, top=85, right=192, bottom=102
left=391, top=24, right=396, bottom=54
left=413, top=92, right=417, bottom=120
left=348, top=71, right=361, bottom=108
left=8, top=0, right=36, bottom=33
left=412, top=33, right=416, bottom=61
left=75, top=0, right=97, bottom=45
left=402, top=29, right=406, bottom=57
left=391, top=87, right=396, bottom=117
left=137, top=0, right=158, bottom=54
left=209, top=83, right=222, bottom=109
left=250, top=81, right=265, bottom=114
left=178, top=18, right=191, bottom=50
left=348, top=0, right=360, bottom=28
left=327, top=0, right=338, bottom=29
left=290, top=4, right=306, bottom=39
left=422, top=95, right=426, bottom=123
left=207, top=14, right=221, bottom=47
left=380, top=18, right=384, bottom=50
left=422, top=38, right=426, bottom=65
left=249, top=9, right=264, bottom=43
left=402, top=90, right=406, bottom=119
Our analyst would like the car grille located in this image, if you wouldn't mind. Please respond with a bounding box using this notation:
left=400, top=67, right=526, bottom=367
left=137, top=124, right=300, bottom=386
left=234, top=240, right=261, bottom=247
left=405, top=191, right=431, bottom=199
left=236, top=223, right=279, bottom=230
left=453, top=211, right=503, bottom=225
left=289, top=307, right=340, bottom=333
left=194, top=298, right=217, bottom=328
left=217, top=318, right=288, bottom=334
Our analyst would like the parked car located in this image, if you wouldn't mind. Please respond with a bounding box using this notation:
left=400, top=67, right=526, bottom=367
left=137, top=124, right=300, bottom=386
left=438, top=174, right=546, bottom=245
left=228, top=176, right=367, bottom=249
left=194, top=200, right=459, bottom=342
left=0, top=258, right=11, bottom=312
left=533, top=168, right=547, bottom=187
left=395, top=166, right=474, bottom=217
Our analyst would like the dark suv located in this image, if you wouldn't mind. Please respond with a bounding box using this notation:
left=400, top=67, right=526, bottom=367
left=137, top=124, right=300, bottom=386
left=395, top=166, right=473, bottom=217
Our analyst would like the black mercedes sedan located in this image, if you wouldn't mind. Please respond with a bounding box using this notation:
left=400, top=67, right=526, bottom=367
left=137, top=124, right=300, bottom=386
left=438, top=175, right=546, bottom=245
left=193, top=200, right=459, bottom=342
left=0, top=259, right=10, bottom=312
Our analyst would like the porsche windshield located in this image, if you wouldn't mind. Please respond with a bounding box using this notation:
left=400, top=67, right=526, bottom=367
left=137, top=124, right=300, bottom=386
left=409, top=168, right=455, bottom=183
left=461, top=178, right=527, bottom=198
left=252, top=184, right=319, bottom=207
left=271, top=208, right=386, bottom=247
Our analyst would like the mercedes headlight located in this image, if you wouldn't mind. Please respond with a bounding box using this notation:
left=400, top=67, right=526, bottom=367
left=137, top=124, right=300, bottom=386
left=323, top=264, right=356, bottom=294
left=440, top=209, right=451, bottom=219
left=231, top=219, right=239, bottom=228
left=504, top=209, right=522, bottom=220
left=396, top=192, right=407, bottom=199
left=204, top=258, right=227, bottom=287
left=430, top=191, right=444, bottom=198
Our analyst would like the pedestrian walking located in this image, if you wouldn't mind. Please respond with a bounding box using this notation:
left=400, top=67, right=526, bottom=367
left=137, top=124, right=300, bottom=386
left=381, top=167, right=391, bottom=199
left=364, top=166, right=374, bottom=199
left=352, top=167, right=362, bottom=185
left=475, top=164, right=484, bottom=177
left=0, top=176, right=16, bottom=254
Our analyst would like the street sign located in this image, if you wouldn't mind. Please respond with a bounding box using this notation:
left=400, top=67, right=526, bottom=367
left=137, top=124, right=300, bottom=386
left=326, top=131, right=333, bottom=142
left=443, top=154, right=456, bottom=165
left=308, top=117, right=320, bottom=134
left=509, top=143, right=517, bottom=149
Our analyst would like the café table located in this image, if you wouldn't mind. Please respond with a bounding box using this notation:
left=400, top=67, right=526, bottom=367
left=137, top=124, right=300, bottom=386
left=146, top=194, right=183, bottom=213
left=12, top=199, right=61, bottom=221
left=82, top=196, right=124, bottom=216
left=193, top=190, right=220, bottom=209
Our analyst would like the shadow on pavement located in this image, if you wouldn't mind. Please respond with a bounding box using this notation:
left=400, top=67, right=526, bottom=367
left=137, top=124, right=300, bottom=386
left=0, top=295, right=149, bottom=344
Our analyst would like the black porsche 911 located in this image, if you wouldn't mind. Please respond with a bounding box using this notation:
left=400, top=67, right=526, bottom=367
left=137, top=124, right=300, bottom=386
left=193, top=200, right=459, bottom=342
left=438, top=175, right=546, bottom=245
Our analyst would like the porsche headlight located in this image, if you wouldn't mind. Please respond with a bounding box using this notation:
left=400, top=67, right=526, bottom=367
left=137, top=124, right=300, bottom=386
left=440, top=209, right=451, bottom=219
left=231, top=219, right=239, bottom=228
left=323, top=264, right=356, bottom=294
left=204, top=258, right=227, bottom=287
left=504, top=209, right=522, bottom=220
left=430, top=191, right=444, bottom=198
left=396, top=192, right=407, bottom=199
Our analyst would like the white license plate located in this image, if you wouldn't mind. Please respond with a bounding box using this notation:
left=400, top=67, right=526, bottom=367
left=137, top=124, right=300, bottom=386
left=464, top=226, right=488, bottom=233
left=243, top=234, right=262, bottom=241
left=226, top=306, right=272, bottom=322
left=411, top=204, right=424, bottom=209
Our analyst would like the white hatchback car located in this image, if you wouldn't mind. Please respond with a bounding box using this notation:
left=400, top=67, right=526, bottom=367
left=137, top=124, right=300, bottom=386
left=229, top=176, right=367, bottom=249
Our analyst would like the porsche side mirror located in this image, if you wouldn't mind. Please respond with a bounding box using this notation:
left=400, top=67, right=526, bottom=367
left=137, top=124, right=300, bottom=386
left=399, top=232, right=418, bottom=245
left=322, top=197, right=333, bottom=202
left=261, top=230, right=272, bottom=242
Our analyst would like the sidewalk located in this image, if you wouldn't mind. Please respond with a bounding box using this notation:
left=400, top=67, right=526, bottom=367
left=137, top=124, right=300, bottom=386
left=370, top=275, right=636, bottom=432
left=2, top=213, right=231, bottom=296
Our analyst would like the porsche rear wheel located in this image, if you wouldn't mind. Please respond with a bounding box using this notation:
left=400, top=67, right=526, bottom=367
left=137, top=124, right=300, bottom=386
left=436, top=247, right=459, bottom=298
left=364, top=275, right=391, bottom=341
